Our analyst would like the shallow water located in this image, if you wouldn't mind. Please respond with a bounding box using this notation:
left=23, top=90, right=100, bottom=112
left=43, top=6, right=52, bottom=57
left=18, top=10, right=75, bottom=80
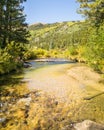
left=1, top=59, right=104, bottom=129
left=23, top=60, right=83, bottom=102
left=22, top=60, right=104, bottom=124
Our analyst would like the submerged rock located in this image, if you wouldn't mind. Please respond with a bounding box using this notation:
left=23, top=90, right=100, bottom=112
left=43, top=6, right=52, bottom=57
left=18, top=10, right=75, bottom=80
left=0, top=118, right=6, bottom=123
left=74, top=120, right=104, bottom=130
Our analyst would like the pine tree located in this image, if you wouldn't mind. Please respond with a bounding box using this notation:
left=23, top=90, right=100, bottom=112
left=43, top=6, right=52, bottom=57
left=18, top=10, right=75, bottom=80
left=0, top=0, right=5, bottom=47
left=0, top=0, right=29, bottom=48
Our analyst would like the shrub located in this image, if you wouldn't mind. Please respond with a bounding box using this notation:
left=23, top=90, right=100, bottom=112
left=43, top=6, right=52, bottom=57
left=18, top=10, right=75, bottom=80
left=68, top=46, right=78, bottom=56
left=0, top=43, right=23, bottom=75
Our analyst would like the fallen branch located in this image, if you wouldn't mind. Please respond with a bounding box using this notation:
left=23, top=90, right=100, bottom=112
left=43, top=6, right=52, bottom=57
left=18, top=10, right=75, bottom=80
left=84, top=91, right=104, bottom=100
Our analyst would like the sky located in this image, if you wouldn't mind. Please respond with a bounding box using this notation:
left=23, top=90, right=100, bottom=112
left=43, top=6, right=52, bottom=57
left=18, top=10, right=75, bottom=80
left=23, top=0, right=84, bottom=24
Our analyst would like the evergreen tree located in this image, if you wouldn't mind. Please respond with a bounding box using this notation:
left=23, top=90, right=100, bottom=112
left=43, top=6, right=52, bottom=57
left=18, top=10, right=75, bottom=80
left=0, top=0, right=5, bottom=47
left=0, top=0, right=29, bottom=48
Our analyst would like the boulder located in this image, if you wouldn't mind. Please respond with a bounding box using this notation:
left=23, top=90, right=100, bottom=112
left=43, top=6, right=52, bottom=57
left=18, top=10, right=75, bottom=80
left=23, top=62, right=32, bottom=68
left=74, top=120, right=104, bottom=130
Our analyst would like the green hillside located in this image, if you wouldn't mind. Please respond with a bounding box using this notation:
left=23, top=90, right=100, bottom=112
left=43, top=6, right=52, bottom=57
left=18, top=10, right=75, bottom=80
left=28, top=21, right=84, bottom=50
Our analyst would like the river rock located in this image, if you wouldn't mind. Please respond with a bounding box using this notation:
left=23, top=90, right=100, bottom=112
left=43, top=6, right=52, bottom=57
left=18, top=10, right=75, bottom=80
left=74, top=120, right=104, bottom=130
left=23, top=62, right=32, bottom=68
left=17, top=97, right=32, bottom=106
left=0, top=118, right=6, bottom=123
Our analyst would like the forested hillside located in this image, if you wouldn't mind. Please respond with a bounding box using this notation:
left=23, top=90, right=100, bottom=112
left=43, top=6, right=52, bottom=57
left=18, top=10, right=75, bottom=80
left=29, top=21, right=83, bottom=50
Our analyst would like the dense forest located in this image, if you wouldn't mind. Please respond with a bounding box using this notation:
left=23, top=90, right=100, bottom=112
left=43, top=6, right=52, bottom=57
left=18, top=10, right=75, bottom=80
left=0, top=0, right=104, bottom=74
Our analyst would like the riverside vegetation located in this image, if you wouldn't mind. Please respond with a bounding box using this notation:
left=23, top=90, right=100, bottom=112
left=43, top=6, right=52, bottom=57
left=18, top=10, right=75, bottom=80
left=0, top=0, right=104, bottom=130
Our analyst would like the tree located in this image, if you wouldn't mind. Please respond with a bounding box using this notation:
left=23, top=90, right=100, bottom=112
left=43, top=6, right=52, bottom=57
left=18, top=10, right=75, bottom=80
left=0, top=0, right=29, bottom=48
left=0, top=0, right=5, bottom=47
left=77, top=0, right=104, bottom=27
left=77, top=0, right=104, bottom=72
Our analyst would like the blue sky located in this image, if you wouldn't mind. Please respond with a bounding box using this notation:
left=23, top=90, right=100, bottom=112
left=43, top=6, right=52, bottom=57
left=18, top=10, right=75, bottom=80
left=23, top=0, right=84, bottom=24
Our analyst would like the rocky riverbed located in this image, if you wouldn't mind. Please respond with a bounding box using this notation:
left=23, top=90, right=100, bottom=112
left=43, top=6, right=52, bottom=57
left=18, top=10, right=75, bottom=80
left=0, top=62, right=104, bottom=130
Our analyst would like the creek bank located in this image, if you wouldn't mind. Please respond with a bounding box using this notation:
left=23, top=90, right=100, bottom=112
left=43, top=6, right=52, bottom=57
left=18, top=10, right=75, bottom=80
left=0, top=89, right=67, bottom=130
left=1, top=62, right=104, bottom=130
left=1, top=89, right=104, bottom=130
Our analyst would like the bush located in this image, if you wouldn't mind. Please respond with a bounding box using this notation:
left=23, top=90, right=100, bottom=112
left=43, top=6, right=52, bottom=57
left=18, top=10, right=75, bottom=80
left=0, top=43, right=23, bottom=75
left=23, top=47, right=49, bottom=59
left=23, top=49, right=37, bottom=60
left=68, top=46, right=78, bottom=56
left=0, top=53, right=21, bottom=75
left=34, top=48, right=48, bottom=58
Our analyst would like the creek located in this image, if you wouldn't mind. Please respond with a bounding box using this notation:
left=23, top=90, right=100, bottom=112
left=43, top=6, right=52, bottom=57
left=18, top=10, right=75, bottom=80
left=0, top=59, right=104, bottom=129
left=23, top=59, right=80, bottom=101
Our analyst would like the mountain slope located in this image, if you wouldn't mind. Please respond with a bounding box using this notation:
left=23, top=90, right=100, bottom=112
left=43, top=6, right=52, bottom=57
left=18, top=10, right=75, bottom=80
left=28, top=21, right=85, bottom=50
